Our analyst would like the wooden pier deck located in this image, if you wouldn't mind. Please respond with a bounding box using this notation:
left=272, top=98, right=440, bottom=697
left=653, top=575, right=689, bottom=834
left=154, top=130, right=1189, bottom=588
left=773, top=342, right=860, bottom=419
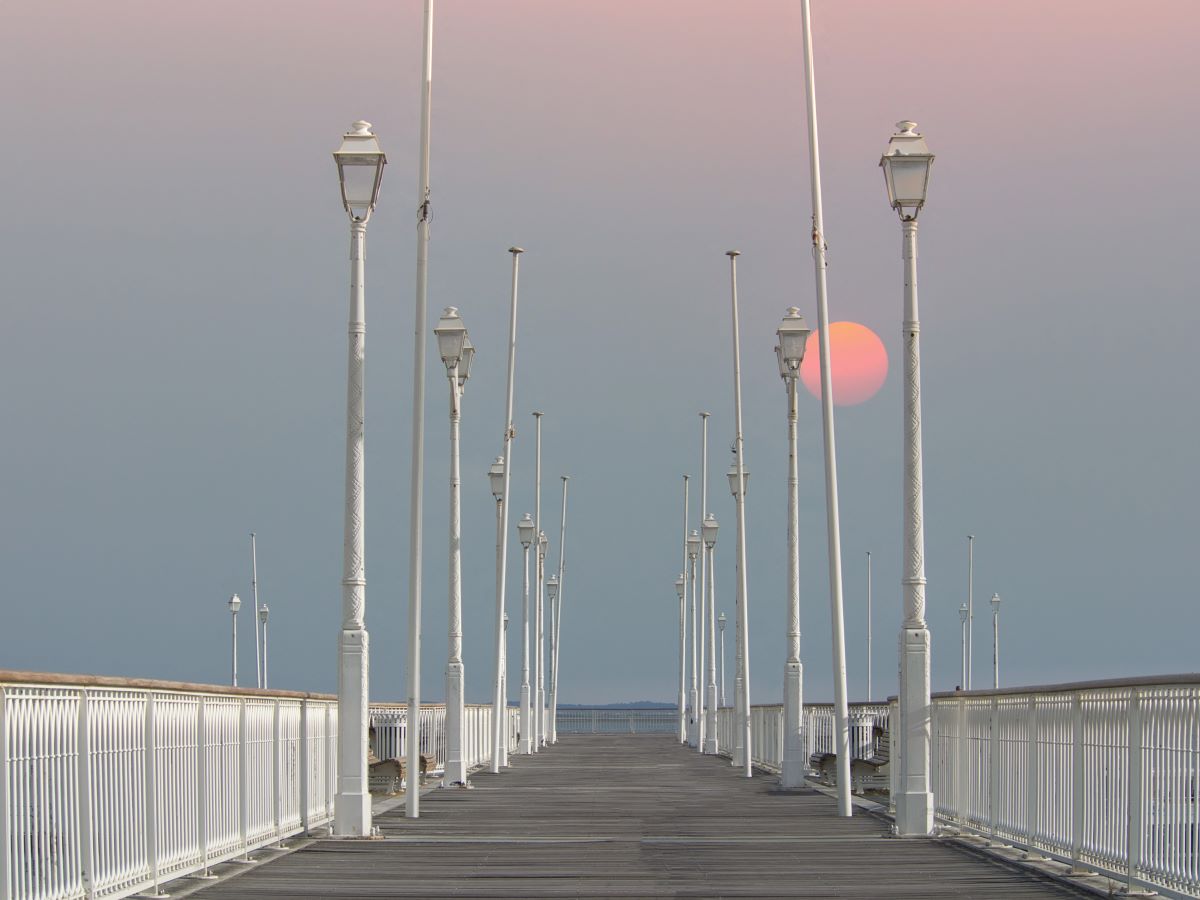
left=190, top=734, right=1087, bottom=898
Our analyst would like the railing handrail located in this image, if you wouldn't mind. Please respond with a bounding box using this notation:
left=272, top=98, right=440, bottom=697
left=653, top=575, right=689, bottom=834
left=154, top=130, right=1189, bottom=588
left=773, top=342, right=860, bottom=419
left=921, top=671, right=1200, bottom=701
left=0, top=668, right=336, bottom=700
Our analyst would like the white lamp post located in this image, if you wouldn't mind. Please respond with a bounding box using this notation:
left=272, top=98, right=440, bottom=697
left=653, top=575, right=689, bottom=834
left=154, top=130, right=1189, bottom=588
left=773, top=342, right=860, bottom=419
left=702, top=513, right=720, bottom=754
left=501, top=612, right=509, bottom=766
left=250, top=533, right=261, bottom=689
left=718, top=611, right=727, bottom=708
left=517, top=512, right=535, bottom=753
left=228, top=594, right=241, bottom=687
left=866, top=551, right=873, bottom=699
left=488, top=455, right=507, bottom=772
left=991, top=593, right=1001, bottom=689
left=434, top=306, right=472, bottom=787
left=720, top=250, right=748, bottom=777
left=776, top=306, right=811, bottom=788
left=405, top=0, right=435, bottom=822
left=679, top=474, right=690, bottom=743
left=258, top=603, right=269, bottom=690
left=546, top=572, right=559, bottom=743
left=675, top=573, right=687, bottom=741
left=537, top=529, right=549, bottom=746
left=881, top=118, right=935, bottom=836
left=959, top=603, right=969, bottom=690
left=686, top=529, right=701, bottom=747
left=697, top=412, right=710, bottom=751
left=551, top=475, right=569, bottom=745
left=491, top=246, right=523, bottom=773
left=967, top=534, right=975, bottom=690
left=333, top=120, right=385, bottom=835
left=532, top=411, right=544, bottom=752
left=726, top=459, right=749, bottom=770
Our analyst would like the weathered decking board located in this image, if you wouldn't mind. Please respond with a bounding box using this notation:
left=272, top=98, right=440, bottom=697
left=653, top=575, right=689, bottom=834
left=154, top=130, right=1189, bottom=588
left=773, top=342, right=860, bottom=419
left=191, top=734, right=1085, bottom=898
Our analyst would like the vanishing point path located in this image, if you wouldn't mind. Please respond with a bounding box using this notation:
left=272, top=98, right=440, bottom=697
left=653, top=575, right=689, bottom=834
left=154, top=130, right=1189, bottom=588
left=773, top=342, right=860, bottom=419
left=191, top=735, right=1085, bottom=899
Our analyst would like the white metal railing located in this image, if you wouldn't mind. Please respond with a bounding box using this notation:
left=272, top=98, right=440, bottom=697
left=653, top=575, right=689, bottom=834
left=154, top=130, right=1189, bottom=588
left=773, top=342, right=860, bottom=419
left=715, top=703, right=891, bottom=772
left=0, top=671, right=337, bottom=900
left=368, top=703, right=521, bottom=774
left=928, top=675, right=1200, bottom=898
left=555, top=708, right=677, bottom=734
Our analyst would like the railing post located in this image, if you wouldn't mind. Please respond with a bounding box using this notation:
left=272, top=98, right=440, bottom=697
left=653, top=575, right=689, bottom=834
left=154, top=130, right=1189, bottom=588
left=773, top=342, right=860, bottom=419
left=144, top=693, right=161, bottom=894
left=989, top=695, right=1000, bottom=841
left=0, top=689, right=8, bottom=900
left=1126, top=688, right=1143, bottom=893
left=299, top=701, right=310, bottom=834
left=76, top=690, right=96, bottom=900
left=273, top=699, right=283, bottom=843
left=955, top=697, right=967, bottom=827
left=197, top=697, right=210, bottom=875
left=1070, top=691, right=1084, bottom=871
left=1024, top=695, right=1038, bottom=857
left=239, top=698, right=249, bottom=859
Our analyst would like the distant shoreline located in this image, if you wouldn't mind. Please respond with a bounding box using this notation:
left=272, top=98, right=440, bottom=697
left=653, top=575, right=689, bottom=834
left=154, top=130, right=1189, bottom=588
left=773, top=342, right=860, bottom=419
left=557, top=702, right=674, bottom=709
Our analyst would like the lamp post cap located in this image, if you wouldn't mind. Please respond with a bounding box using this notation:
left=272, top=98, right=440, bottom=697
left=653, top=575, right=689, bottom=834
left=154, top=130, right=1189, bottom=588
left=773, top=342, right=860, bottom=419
left=532, top=410, right=543, bottom=418
left=896, top=120, right=919, bottom=134
left=493, top=455, right=505, bottom=465
left=509, top=246, right=524, bottom=254
left=699, top=411, right=710, bottom=419
left=784, top=306, right=803, bottom=318
left=441, top=306, right=460, bottom=318
left=725, top=249, right=741, bottom=258
left=348, top=120, right=374, bottom=135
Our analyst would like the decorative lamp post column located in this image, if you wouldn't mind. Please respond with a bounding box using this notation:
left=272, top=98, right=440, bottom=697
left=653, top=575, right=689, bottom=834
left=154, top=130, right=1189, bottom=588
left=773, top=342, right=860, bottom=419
left=718, top=612, right=727, bottom=708
left=686, top=529, right=701, bottom=747
left=881, top=119, right=935, bottom=835
left=675, top=574, right=687, bottom=742
left=537, top=529, right=549, bottom=747
left=546, top=573, right=559, bottom=744
left=258, top=603, right=270, bottom=690
left=332, top=120, right=385, bottom=835
left=991, top=593, right=1001, bottom=689
left=697, top=412, right=710, bottom=751
left=726, top=458, right=751, bottom=773
left=702, top=513, right=720, bottom=754
left=228, top=594, right=241, bottom=687
left=532, top=412, right=544, bottom=751
left=488, top=455, right=507, bottom=771
left=501, top=612, right=509, bottom=766
left=517, top=512, right=535, bottom=753
left=958, top=603, right=969, bottom=690
left=776, top=306, right=812, bottom=788
left=434, top=306, right=473, bottom=786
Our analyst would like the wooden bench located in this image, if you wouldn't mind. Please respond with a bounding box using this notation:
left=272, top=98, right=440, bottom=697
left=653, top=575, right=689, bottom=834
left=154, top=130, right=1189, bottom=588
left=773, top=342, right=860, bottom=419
left=368, top=751, right=436, bottom=794
left=809, top=728, right=891, bottom=794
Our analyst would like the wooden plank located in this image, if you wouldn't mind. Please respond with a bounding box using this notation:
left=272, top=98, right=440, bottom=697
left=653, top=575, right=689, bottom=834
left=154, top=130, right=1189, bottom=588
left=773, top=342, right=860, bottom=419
left=189, top=734, right=1086, bottom=898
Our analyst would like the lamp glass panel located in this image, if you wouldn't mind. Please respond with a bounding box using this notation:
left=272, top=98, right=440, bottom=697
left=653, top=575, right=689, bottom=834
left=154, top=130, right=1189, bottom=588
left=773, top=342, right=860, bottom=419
left=435, top=326, right=466, bottom=365
left=340, top=160, right=379, bottom=210
left=887, top=158, right=930, bottom=206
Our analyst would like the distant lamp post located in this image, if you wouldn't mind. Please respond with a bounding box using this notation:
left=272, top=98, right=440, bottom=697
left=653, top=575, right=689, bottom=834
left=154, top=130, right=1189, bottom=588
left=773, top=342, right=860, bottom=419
left=702, top=513, right=720, bottom=754
left=686, top=529, right=701, bottom=747
left=991, top=593, right=1001, bottom=689
left=881, top=119, right=935, bottom=836
left=258, top=603, right=270, bottom=690
left=546, top=573, right=560, bottom=743
left=500, top=612, right=509, bottom=767
left=958, top=603, right=969, bottom=690
left=435, top=306, right=472, bottom=786
left=726, top=459, right=749, bottom=770
left=332, top=119, right=385, bottom=837
left=537, top=529, right=549, bottom=746
left=776, top=306, right=812, bottom=788
left=488, top=455, right=507, bottom=772
left=517, top=512, right=535, bottom=753
left=675, top=573, right=687, bottom=741
left=228, top=593, right=241, bottom=687
left=718, top=612, right=727, bottom=707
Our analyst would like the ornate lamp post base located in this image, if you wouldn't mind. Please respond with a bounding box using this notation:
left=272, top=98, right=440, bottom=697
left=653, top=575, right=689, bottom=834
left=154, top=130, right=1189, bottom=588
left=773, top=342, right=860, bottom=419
left=335, top=628, right=371, bottom=835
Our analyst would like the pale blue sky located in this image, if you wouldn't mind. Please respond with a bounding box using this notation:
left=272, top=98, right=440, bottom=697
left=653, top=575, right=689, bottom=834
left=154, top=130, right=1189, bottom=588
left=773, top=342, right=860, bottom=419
left=1, top=1, right=1197, bottom=702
